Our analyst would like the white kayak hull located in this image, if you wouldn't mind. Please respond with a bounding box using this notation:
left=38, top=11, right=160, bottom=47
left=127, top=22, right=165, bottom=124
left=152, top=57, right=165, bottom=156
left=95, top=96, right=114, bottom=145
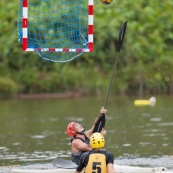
left=11, top=164, right=167, bottom=173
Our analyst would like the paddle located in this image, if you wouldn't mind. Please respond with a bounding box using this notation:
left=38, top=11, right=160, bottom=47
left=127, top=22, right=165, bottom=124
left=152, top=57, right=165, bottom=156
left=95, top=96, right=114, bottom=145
left=52, top=158, right=77, bottom=169
left=93, top=111, right=106, bottom=133
left=52, top=22, right=128, bottom=168
left=93, top=21, right=128, bottom=133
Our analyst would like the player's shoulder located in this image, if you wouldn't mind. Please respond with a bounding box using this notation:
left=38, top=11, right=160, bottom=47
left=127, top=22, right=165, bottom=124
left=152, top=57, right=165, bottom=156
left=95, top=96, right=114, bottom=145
left=72, top=137, right=84, bottom=145
left=100, top=150, right=114, bottom=157
left=81, top=151, right=91, bottom=157
left=80, top=151, right=91, bottom=163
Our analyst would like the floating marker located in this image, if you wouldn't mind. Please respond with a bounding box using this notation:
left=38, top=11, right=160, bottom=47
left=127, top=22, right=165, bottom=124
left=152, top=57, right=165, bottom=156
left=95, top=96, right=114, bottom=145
left=134, top=97, right=156, bottom=107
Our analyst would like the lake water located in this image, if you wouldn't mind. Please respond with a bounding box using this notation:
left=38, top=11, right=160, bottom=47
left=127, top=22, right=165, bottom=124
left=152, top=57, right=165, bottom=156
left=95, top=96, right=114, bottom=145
left=0, top=95, right=173, bottom=170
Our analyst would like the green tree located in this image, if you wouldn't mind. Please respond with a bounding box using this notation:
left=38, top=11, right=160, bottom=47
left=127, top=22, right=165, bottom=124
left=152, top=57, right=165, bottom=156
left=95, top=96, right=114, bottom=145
left=0, top=0, right=173, bottom=96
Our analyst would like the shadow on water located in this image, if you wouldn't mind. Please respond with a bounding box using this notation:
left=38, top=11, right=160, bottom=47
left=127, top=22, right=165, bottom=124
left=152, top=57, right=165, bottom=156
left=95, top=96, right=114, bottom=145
left=0, top=95, right=173, bottom=169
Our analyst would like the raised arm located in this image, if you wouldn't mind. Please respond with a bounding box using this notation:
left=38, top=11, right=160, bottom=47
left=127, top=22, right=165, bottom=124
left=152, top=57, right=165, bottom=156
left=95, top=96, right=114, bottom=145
left=86, top=107, right=107, bottom=136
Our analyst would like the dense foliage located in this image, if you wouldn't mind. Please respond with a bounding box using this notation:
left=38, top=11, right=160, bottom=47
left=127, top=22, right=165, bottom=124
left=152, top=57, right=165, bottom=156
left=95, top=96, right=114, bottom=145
left=0, top=0, right=173, bottom=97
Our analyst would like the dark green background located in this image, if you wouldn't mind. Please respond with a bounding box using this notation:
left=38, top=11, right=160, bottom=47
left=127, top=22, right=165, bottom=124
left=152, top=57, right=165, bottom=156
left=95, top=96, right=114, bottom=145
left=0, top=0, right=173, bottom=96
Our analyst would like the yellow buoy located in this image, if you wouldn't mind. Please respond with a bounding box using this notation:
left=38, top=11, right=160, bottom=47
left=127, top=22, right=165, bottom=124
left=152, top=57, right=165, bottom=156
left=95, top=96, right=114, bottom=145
left=134, top=97, right=156, bottom=107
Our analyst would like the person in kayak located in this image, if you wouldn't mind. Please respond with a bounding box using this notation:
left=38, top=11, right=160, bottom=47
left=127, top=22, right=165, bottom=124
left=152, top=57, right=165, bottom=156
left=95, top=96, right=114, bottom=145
left=66, top=107, right=107, bottom=164
left=74, top=132, right=115, bottom=173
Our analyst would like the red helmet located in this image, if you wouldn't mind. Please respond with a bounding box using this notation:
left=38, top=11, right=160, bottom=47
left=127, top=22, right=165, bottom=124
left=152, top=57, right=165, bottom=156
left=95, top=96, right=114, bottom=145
left=66, top=122, right=77, bottom=137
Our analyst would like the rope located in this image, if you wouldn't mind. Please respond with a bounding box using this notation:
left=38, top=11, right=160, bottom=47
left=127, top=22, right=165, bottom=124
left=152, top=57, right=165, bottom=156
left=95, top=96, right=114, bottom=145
left=0, top=162, right=50, bottom=169
left=1, top=155, right=173, bottom=168
left=115, top=155, right=173, bottom=160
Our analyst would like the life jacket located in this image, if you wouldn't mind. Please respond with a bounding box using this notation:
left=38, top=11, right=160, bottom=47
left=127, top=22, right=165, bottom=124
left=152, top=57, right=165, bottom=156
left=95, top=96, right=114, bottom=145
left=85, top=152, right=108, bottom=173
left=71, top=133, right=90, bottom=164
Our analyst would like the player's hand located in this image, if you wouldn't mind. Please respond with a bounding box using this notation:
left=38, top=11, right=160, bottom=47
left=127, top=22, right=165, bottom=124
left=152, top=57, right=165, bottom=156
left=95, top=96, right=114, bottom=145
left=100, top=107, right=107, bottom=114
left=101, top=128, right=106, bottom=136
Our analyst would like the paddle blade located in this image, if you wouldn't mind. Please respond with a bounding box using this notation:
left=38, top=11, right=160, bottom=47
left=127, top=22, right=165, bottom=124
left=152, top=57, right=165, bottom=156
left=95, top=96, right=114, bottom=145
left=93, top=114, right=105, bottom=133
left=52, top=158, right=77, bottom=169
left=116, top=21, right=128, bottom=53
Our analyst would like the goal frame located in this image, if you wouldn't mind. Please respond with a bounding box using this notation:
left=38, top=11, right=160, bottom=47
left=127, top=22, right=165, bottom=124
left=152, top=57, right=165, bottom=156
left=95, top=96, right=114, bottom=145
left=22, top=0, right=94, bottom=53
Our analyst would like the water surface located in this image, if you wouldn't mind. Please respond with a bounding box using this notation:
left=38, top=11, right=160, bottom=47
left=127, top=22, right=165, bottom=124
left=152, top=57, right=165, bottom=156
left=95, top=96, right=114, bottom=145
left=0, top=96, right=173, bottom=169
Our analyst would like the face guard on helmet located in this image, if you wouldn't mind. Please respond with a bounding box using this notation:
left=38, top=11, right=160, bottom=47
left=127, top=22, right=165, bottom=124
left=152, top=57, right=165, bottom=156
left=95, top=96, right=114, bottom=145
left=66, top=122, right=77, bottom=137
left=90, top=132, right=105, bottom=149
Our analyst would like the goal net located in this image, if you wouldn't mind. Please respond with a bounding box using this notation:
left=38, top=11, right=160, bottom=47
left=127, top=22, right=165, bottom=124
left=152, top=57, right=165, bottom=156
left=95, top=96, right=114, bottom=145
left=18, top=0, right=94, bottom=62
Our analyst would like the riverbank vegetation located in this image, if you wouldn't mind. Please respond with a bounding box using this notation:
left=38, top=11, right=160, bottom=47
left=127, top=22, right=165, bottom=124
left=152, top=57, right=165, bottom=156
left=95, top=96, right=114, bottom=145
left=1, top=0, right=173, bottom=98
